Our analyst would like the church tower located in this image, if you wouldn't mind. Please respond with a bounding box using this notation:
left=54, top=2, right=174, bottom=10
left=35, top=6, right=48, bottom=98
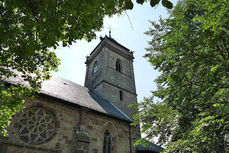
left=84, top=35, right=137, bottom=118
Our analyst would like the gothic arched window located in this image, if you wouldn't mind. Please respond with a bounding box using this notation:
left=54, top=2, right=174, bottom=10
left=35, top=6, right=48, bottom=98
left=103, top=130, right=111, bottom=153
left=116, top=59, right=121, bottom=72
left=93, top=61, right=98, bottom=74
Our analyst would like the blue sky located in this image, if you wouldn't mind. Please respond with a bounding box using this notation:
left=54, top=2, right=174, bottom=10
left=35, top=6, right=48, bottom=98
left=53, top=1, right=177, bottom=101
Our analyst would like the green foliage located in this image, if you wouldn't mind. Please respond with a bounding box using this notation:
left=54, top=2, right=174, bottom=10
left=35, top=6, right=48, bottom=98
left=133, top=0, right=229, bottom=152
left=136, top=0, right=173, bottom=9
left=161, top=0, right=173, bottom=9
left=150, top=0, right=160, bottom=7
left=136, top=0, right=145, bottom=5
left=0, top=0, right=135, bottom=135
left=0, top=84, right=34, bottom=135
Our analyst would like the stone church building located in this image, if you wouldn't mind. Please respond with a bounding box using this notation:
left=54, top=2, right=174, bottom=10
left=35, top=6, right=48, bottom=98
left=0, top=36, right=163, bottom=153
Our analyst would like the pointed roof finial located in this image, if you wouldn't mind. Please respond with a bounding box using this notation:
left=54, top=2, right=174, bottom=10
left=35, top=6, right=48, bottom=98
left=109, top=26, right=111, bottom=37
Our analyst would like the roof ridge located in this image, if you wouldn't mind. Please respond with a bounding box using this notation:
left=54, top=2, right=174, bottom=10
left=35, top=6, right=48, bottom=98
left=51, top=75, right=87, bottom=90
left=104, top=35, right=130, bottom=52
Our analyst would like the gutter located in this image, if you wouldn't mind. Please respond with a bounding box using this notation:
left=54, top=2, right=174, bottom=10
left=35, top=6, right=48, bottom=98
left=108, top=100, right=133, bottom=122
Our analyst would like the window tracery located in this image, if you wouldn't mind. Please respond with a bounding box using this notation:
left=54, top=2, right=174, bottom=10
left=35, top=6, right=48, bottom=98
left=103, top=130, right=111, bottom=153
left=17, top=107, right=56, bottom=145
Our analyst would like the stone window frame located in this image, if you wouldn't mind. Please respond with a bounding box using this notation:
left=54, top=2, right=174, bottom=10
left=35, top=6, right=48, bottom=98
left=103, top=129, right=111, bottom=153
left=14, top=104, right=60, bottom=145
left=101, top=122, right=117, bottom=153
left=93, top=61, right=99, bottom=74
left=115, top=59, right=122, bottom=72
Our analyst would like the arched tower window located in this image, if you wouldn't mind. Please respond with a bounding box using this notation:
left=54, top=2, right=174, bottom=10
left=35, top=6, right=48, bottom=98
left=93, top=61, right=98, bottom=74
left=103, top=130, right=111, bottom=153
left=116, top=59, right=121, bottom=72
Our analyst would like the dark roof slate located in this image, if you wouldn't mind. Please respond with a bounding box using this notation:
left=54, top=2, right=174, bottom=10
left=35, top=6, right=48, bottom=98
left=5, top=75, right=132, bottom=122
left=87, top=35, right=133, bottom=64
left=136, top=143, right=164, bottom=153
left=103, top=35, right=131, bottom=52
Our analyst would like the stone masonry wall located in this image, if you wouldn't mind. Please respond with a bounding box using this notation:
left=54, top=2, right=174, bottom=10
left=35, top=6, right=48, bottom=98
left=85, top=48, right=106, bottom=89
left=0, top=96, right=137, bottom=153
left=95, top=82, right=137, bottom=119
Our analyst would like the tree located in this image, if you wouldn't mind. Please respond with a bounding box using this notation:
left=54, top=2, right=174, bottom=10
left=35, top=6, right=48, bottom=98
left=132, top=0, right=229, bottom=152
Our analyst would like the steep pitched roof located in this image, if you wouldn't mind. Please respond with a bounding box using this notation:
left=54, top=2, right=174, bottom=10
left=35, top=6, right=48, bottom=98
left=136, top=142, right=164, bottom=153
left=101, top=35, right=131, bottom=52
left=5, top=75, right=132, bottom=122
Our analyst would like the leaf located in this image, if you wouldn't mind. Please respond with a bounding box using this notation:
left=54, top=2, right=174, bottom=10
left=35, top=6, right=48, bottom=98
left=162, top=0, right=173, bottom=9
left=210, top=65, right=218, bottom=72
left=125, top=0, right=134, bottom=10
left=150, top=0, right=160, bottom=7
left=136, top=0, right=145, bottom=5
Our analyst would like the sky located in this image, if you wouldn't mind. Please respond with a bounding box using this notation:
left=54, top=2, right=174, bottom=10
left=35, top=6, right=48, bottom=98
left=53, top=1, right=177, bottom=101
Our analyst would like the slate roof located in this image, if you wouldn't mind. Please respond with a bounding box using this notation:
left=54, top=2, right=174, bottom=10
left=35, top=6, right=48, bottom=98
left=86, top=36, right=133, bottom=65
left=136, top=143, right=164, bottom=153
left=5, top=75, right=132, bottom=122
left=102, top=35, right=131, bottom=52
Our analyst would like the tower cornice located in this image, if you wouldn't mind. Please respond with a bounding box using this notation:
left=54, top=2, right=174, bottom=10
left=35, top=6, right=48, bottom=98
left=85, top=36, right=134, bottom=65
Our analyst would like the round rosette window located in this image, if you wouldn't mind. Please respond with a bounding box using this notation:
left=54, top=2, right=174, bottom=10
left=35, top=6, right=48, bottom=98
left=18, top=107, right=56, bottom=145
